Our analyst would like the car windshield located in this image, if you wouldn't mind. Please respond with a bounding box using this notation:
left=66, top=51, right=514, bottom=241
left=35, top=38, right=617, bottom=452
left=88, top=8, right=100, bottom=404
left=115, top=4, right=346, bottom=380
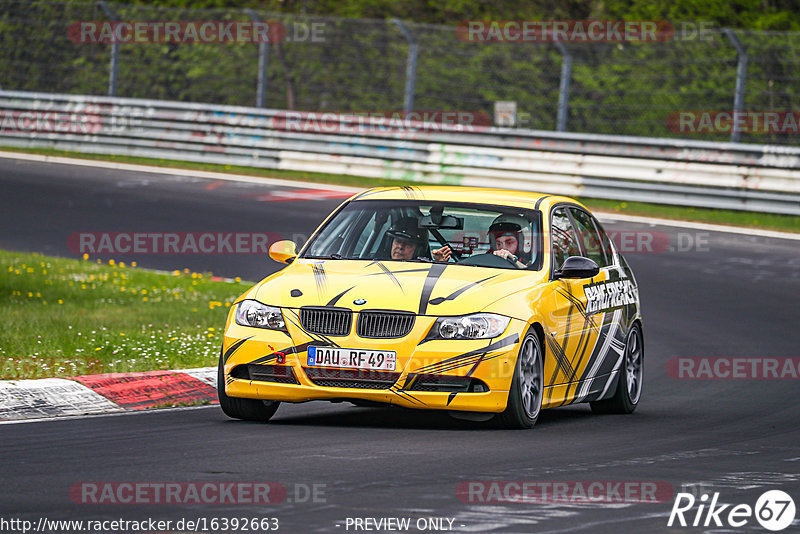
left=302, top=200, right=542, bottom=270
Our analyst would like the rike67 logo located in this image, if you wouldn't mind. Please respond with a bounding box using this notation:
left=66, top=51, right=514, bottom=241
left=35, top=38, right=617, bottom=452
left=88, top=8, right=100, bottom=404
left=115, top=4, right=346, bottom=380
left=668, top=490, right=796, bottom=531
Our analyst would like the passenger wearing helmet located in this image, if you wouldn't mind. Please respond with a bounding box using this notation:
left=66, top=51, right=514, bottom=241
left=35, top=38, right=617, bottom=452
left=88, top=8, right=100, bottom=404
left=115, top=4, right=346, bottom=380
left=488, top=214, right=531, bottom=268
left=385, top=217, right=450, bottom=261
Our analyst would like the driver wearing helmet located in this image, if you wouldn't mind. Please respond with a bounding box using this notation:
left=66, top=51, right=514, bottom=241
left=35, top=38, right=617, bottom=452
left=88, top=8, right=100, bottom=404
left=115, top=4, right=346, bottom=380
left=385, top=217, right=450, bottom=261
left=488, top=214, right=531, bottom=269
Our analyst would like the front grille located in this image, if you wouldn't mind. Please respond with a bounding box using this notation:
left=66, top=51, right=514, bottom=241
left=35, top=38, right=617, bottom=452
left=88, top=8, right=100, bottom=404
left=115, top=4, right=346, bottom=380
left=231, top=364, right=299, bottom=384
left=303, top=367, right=400, bottom=389
left=356, top=310, right=415, bottom=338
left=408, top=374, right=487, bottom=393
left=300, top=307, right=352, bottom=336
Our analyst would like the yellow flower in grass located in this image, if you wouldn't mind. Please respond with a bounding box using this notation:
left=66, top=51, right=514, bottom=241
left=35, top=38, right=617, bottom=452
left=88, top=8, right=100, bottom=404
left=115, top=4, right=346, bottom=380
left=108, top=259, right=115, bottom=266
left=131, top=261, right=137, bottom=267
left=173, top=270, right=180, bottom=276
left=142, top=297, right=148, bottom=302
left=82, top=253, right=89, bottom=260
left=58, top=299, right=63, bottom=304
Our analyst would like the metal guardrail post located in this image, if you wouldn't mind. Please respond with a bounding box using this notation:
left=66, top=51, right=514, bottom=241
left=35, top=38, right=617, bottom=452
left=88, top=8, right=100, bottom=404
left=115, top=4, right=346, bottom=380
left=724, top=28, right=748, bottom=143
left=391, top=19, right=418, bottom=114
left=553, top=39, right=572, bottom=132
left=97, top=1, right=120, bottom=97
left=245, top=9, right=269, bottom=108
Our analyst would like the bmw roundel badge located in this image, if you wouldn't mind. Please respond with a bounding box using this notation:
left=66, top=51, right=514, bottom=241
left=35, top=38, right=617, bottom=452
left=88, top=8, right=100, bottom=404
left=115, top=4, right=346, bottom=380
left=353, top=298, right=367, bottom=305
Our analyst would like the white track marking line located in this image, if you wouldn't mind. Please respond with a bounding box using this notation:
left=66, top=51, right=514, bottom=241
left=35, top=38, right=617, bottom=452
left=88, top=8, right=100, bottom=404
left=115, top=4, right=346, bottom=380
left=0, top=403, right=218, bottom=425
left=0, top=150, right=363, bottom=193
left=1, top=151, right=796, bottom=239
left=597, top=212, right=800, bottom=241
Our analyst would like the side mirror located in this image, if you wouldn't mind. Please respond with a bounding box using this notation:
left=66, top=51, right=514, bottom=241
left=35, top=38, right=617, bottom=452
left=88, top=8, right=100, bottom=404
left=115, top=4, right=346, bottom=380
left=554, top=256, right=599, bottom=279
left=269, top=240, right=297, bottom=264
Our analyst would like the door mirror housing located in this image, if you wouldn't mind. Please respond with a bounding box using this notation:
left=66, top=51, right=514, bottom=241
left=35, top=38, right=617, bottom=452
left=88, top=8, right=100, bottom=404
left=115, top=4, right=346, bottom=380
left=269, top=240, right=297, bottom=264
left=554, top=256, right=599, bottom=279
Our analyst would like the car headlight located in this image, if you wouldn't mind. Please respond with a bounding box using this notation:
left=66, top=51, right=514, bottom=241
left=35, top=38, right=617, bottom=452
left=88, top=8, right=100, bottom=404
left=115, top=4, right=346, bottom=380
left=426, top=313, right=510, bottom=340
left=235, top=300, right=286, bottom=330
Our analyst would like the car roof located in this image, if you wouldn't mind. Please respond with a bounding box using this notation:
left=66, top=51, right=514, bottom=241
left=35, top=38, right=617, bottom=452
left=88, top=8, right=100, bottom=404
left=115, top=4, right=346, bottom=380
left=350, top=186, right=587, bottom=212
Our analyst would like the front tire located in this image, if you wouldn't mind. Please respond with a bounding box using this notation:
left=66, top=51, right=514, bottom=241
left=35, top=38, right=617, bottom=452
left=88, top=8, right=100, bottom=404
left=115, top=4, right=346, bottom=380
left=590, top=322, right=643, bottom=414
left=495, top=329, right=544, bottom=429
left=217, top=352, right=280, bottom=422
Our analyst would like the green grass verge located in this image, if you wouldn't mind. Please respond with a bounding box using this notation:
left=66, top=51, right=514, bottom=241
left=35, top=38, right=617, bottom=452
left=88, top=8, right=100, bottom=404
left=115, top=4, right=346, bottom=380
left=2, top=145, right=798, bottom=233
left=0, top=249, right=252, bottom=380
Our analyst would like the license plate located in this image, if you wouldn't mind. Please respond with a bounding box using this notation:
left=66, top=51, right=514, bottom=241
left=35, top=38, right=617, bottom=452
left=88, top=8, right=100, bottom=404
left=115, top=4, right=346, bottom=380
left=307, top=346, right=396, bottom=371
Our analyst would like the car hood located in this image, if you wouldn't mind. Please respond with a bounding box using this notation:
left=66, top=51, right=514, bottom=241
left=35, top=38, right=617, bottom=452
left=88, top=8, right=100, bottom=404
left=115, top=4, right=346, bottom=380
left=253, top=259, right=543, bottom=316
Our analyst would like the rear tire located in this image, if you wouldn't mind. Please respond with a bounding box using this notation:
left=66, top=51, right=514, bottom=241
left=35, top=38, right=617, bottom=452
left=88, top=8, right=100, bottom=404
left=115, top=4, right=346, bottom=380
left=590, top=322, right=643, bottom=414
left=494, top=329, right=544, bottom=429
left=218, top=351, right=280, bottom=422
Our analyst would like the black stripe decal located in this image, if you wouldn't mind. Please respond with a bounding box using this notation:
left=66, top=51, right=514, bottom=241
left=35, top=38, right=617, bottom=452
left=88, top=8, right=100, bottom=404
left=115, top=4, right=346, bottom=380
left=326, top=286, right=355, bottom=307
left=374, top=261, right=404, bottom=293
left=311, top=264, right=327, bottom=295
left=429, top=274, right=499, bottom=306
left=223, top=336, right=253, bottom=364
left=418, top=264, right=447, bottom=315
left=412, top=334, right=519, bottom=375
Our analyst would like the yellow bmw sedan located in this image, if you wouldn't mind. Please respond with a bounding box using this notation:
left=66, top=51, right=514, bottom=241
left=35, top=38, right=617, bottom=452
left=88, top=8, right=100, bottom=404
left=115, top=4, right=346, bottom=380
left=219, top=186, right=643, bottom=429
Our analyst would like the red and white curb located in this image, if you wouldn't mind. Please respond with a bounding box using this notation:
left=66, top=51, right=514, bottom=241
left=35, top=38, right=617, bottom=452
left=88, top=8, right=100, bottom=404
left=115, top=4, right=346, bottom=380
left=0, top=367, right=217, bottom=421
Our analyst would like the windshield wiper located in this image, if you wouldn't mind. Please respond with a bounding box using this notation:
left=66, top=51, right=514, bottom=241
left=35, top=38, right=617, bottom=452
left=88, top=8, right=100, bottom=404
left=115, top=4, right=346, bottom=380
left=304, top=253, right=346, bottom=260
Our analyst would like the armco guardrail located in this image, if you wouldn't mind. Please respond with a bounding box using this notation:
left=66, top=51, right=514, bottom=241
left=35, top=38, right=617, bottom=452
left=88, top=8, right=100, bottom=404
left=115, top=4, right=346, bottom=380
left=1, top=90, right=799, bottom=215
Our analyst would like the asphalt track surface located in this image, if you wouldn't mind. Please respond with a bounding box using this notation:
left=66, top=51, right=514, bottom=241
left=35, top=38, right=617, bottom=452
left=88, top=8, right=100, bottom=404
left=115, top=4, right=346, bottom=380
left=1, top=157, right=799, bottom=533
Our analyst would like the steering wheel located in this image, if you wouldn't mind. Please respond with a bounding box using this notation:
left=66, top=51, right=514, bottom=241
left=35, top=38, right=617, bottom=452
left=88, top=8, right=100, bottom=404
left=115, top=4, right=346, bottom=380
left=497, top=251, right=519, bottom=265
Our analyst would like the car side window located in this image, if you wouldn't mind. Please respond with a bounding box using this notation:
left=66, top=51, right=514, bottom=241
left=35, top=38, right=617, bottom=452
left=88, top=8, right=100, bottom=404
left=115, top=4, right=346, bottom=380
left=550, top=207, right=581, bottom=270
left=593, top=216, right=616, bottom=267
left=569, top=208, right=607, bottom=267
